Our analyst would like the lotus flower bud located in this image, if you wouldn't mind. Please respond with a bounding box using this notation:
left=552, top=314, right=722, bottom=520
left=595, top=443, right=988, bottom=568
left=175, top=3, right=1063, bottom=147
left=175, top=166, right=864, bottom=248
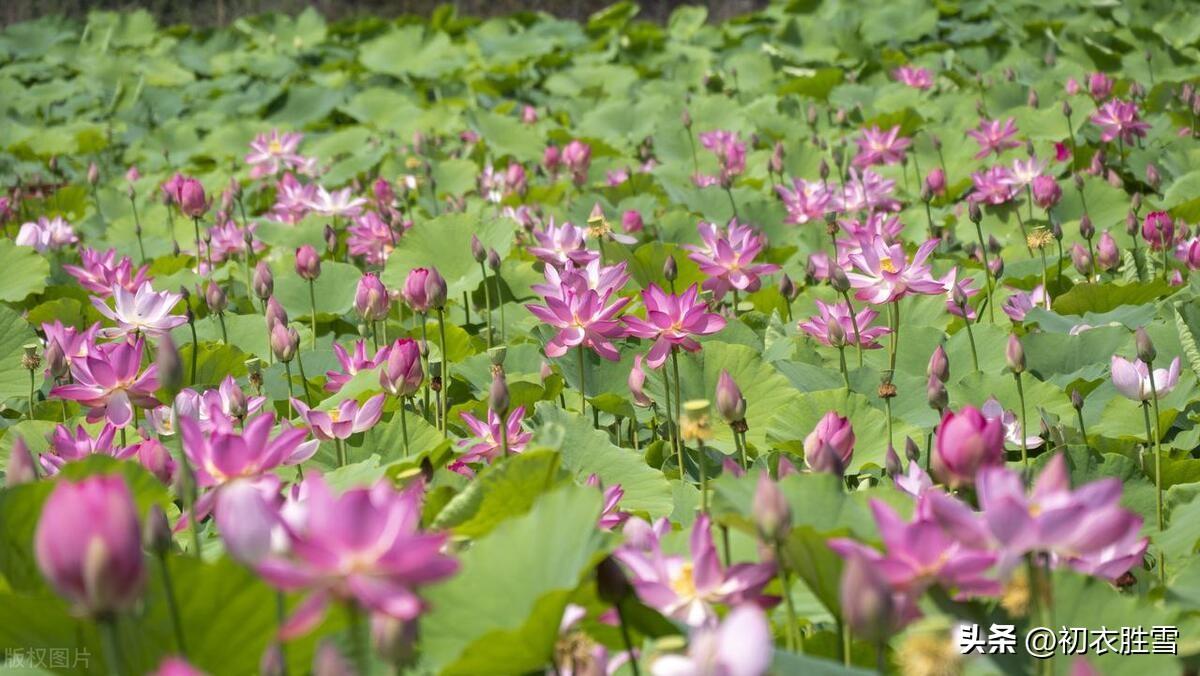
left=803, top=412, right=854, bottom=474
left=270, top=323, right=299, bottom=363
left=252, top=261, right=274, bottom=300
left=752, top=472, right=791, bottom=541
left=1062, top=99, right=1073, bottom=117
left=402, top=268, right=431, bottom=312
left=489, top=373, right=510, bottom=417
left=1071, top=244, right=1093, bottom=276
left=380, top=338, right=423, bottom=398
left=595, top=556, right=632, bottom=604
left=323, top=224, right=337, bottom=253
left=1146, top=163, right=1161, bottom=188
left=681, top=108, right=692, bottom=129
left=1079, top=214, right=1094, bottom=240
left=933, top=406, right=1004, bottom=488
left=487, top=248, right=502, bottom=272
left=826, top=320, right=846, bottom=348
left=715, top=370, right=747, bottom=424
left=143, top=504, right=172, bottom=556
left=884, top=443, right=902, bottom=478
left=373, top=177, right=394, bottom=207
left=204, top=282, right=227, bottom=314
left=34, top=476, right=145, bottom=616
left=45, top=339, right=67, bottom=381
left=86, top=162, right=99, bottom=186
left=924, top=167, right=946, bottom=196
left=1031, top=176, right=1062, bottom=210
left=778, top=273, right=795, bottom=300
left=769, top=141, right=785, bottom=174
left=839, top=552, right=897, bottom=643
left=927, top=374, right=948, bottom=411
left=807, top=442, right=845, bottom=477
left=662, top=255, right=678, bottom=282
left=265, top=296, right=289, bottom=330
left=157, top=333, right=184, bottom=398
left=470, top=234, right=485, bottom=263
left=354, top=273, right=390, bottom=322
left=178, top=178, right=208, bottom=218
left=423, top=266, right=448, bottom=310
left=1135, top=327, right=1156, bottom=363
left=621, top=210, right=644, bottom=234
left=295, top=245, right=321, bottom=281
left=260, top=644, right=286, bottom=676
left=1027, top=88, right=1039, bottom=108
left=819, top=159, right=830, bottom=180
left=1070, top=388, right=1085, bottom=411
left=927, top=345, right=949, bottom=382
left=521, top=105, right=538, bottom=125
left=1006, top=334, right=1026, bottom=373
left=968, top=202, right=982, bottom=224
left=989, top=255, right=1005, bottom=279
left=829, top=265, right=850, bottom=293
left=1142, top=211, right=1174, bottom=248
left=6, top=436, right=36, bottom=487
left=904, top=436, right=920, bottom=463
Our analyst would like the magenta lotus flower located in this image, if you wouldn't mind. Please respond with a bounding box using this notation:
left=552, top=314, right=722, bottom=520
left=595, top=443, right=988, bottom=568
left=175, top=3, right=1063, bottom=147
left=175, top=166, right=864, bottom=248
left=562, top=140, right=592, bottom=184
left=829, top=499, right=1000, bottom=600
left=42, top=321, right=100, bottom=371
left=852, top=125, right=911, bottom=168
left=177, top=178, right=209, bottom=219
left=940, top=267, right=981, bottom=320
left=39, top=423, right=118, bottom=475
left=348, top=212, right=405, bottom=266
left=380, top=338, right=423, bottom=398
left=776, top=178, right=834, bottom=224
left=684, top=220, right=780, bottom=301
left=804, top=412, right=855, bottom=473
left=304, top=185, right=366, bottom=218
left=402, top=267, right=431, bottom=312
left=1142, top=211, right=1174, bottom=250
left=892, top=65, right=933, bottom=89
left=845, top=236, right=943, bottom=304
left=616, top=514, right=776, bottom=627
left=525, top=273, right=629, bottom=361
left=650, top=605, right=772, bottom=676
left=169, top=375, right=266, bottom=432
left=529, top=219, right=598, bottom=268
left=967, top=166, right=1018, bottom=205
left=182, top=411, right=318, bottom=490
left=292, top=394, right=386, bottom=441
left=35, top=475, right=145, bottom=616
left=451, top=406, right=532, bottom=475
left=1091, top=100, right=1150, bottom=144
left=1001, top=284, right=1048, bottom=322
left=966, top=118, right=1021, bottom=158
left=50, top=338, right=159, bottom=427
left=586, top=474, right=629, bottom=530
left=1030, top=175, right=1062, bottom=209
left=623, top=284, right=726, bottom=368
left=932, top=406, right=1005, bottom=488
left=837, top=168, right=901, bottom=212
left=15, top=216, right=78, bottom=253
left=798, top=299, right=889, bottom=349
left=271, top=172, right=318, bottom=223
left=245, top=129, right=308, bottom=178
left=325, top=340, right=389, bottom=393
left=255, top=474, right=459, bottom=638
left=531, top=259, right=630, bottom=302
left=63, top=248, right=151, bottom=297
left=91, top=283, right=185, bottom=339
left=694, top=130, right=746, bottom=187
left=355, top=273, right=390, bottom=322
left=1111, top=355, right=1181, bottom=401
left=981, top=397, right=1044, bottom=451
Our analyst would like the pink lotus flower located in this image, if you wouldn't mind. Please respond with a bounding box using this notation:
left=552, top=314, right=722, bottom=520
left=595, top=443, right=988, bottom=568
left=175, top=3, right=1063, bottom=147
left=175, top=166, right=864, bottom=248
left=616, top=514, right=776, bottom=627
left=91, top=283, right=186, bottom=339
left=50, top=338, right=159, bottom=427
left=1091, top=100, right=1150, bottom=144
left=1111, top=355, right=1181, bottom=401
left=245, top=130, right=308, bottom=179
left=966, top=118, right=1021, bottom=158
left=529, top=219, right=598, bottom=268
left=694, top=130, right=746, bottom=187
left=940, top=268, right=981, bottom=320
left=182, top=412, right=318, bottom=491
left=42, top=321, right=100, bottom=371
left=1004, top=157, right=1047, bottom=189
left=39, top=423, right=118, bottom=475
left=200, top=219, right=263, bottom=268
left=892, top=65, right=933, bottom=89
left=853, top=125, right=911, bottom=168
left=629, top=354, right=654, bottom=408
left=292, top=395, right=386, bottom=441
left=35, top=475, right=145, bottom=617
left=650, top=605, right=772, bottom=676
left=63, top=248, right=151, bottom=297
left=1086, top=72, right=1114, bottom=100
left=401, top=267, right=432, bottom=312
left=804, top=412, right=855, bottom=474
left=348, top=212, right=406, bottom=266
left=845, top=236, right=943, bottom=304
left=837, top=168, right=901, bottom=212
left=168, top=375, right=266, bottom=432
left=16, top=216, right=78, bottom=253
left=525, top=273, right=629, bottom=361
left=1001, top=284, right=1049, bottom=322
left=798, top=299, right=890, bottom=349
left=967, top=166, right=1018, bottom=205
left=531, top=260, right=630, bottom=302
left=255, top=474, right=458, bottom=638
left=271, top=173, right=317, bottom=223
left=562, top=140, right=592, bottom=184
left=932, top=406, right=1005, bottom=488
left=325, top=340, right=390, bottom=392
left=980, top=397, right=1043, bottom=451
left=452, top=406, right=532, bottom=475
left=586, top=474, right=629, bottom=530
left=623, top=284, right=727, bottom=368
left=304, top=185, right=367, bottom=218
left=1142, top=211, right=1174, bottom=250
left=776, top=178, right=834, bottom=224
left=380, top=338, right=423, bottom=398
left=1030, top=175, right=1062, bottom=209
left=684, top=220, right=780, bottom=301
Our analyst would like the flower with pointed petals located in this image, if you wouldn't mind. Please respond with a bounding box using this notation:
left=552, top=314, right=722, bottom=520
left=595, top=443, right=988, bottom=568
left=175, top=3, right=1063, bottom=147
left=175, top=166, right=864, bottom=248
left=892, top=65, right=933, bottom=90
left=1001, top=285, right=1048, bottom=322
left=1003, top=157, right=1047, bottom=189
left=525, top=274, right=629, bottom=361
left=629, top=354, right=654, bottom=407
left=980, top=397, right=1044, bottom=450
left=845, top=236, right=943, bottom=305
left=245, top=130, right=308, bottom=178
left=967, top=166, right=1018, bottom=205
left=182, top=412, right=318, bottom=491
left=201, top=219, right=264, bottom=269
left=650, top=605, right=772, bottom=676
left=684, top=220, right=780, bottom=301
left=693, top=130, right=746, bottom=188
left=42, top=321, right=100, bottom=370
left=292, top=395, right=386, bottom=441
left=853, top=125, right=911, bottom=168
left=451, top=407, right=532, bottom=475
left=271, top=173, right=317, bottom=223
left=255, top=474, right=458, bottom=638
left=837, top=168, right=901, bottom=212
left=1111, top=355, right=1180, bottom=401
left=529, top=219, right=598, bottom=268
left=940, top=268, right=981, bottom=320
left=623, top=284, right=726, bottom=368
left=1090, top=100, right=1150, bottom=145
left=966, top=118, right=1021, bottom=158
left=798, top=299, right=889, bottom=349
left=305, top=185, right=367, bottom=218
left=586, top=474, right=629, bottom=530
left=50, top=338, right=159, bottom=427
left=531, top=260, right=630, bottom=302
left=16, top=216, right=78, bottom=253
left=63, top=248, right=151, bottom=297
left=347, top=211, right=407, bottom=266
left=325, top=340, right=390, bottom=393
left=39, top=423, right=119, bottom=475
left=776, top=178, right=834, bottom=225
left=91, top=283, right=186, bottom=339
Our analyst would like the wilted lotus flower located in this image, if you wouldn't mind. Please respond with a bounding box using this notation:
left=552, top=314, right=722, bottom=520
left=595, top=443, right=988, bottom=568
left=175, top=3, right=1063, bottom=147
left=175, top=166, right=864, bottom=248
left=804, top=412, right=854, bottom=474
left=932, top=406, right=1005, bottom=488
left=35, top=475, right=145, bottom=616
left=1111, top=355, right=1180, bottom=401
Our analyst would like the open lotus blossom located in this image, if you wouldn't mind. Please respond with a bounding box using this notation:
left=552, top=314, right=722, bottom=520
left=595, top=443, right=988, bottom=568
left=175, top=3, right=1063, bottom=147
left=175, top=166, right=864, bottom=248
left=172, top=375, right=266, bottom=427
left=837, top=168, right=901, bottom=212
left=693, top=130, right=746, bottom=187
left=531, top=259, right=630, bottom=302
left=39, top=423, right=118, bottom=474
left=852, top=125, right=911, bottom=168
left=325, top=340, right=390, bottom=392
left=684, top=220, right=780, bottom=301
left=254, top=474, right=458, bottom=638
left=50, top=338, right=159, bottom=427
left=892, top=65, right=933, bottom=89
left=966, top=118, right=1021, bottom=158
left=452, top=406, right=532, bottom=476
left=650, top=605, right=772, bottom=676
left=980, top=397, right=1044, bottom=450
left=529, top=219, right=598, bottom=268
left=91, top=283, right=186, bottom=339
left=940, top=268, right=981, bottom=319
left=202, top=219, right=264, bottom=267
left=1003, top=156, right=1047, bottom=189
left=623, top=284, right=726, bottom=368
left=63, top=248, right=151, bottom=297
left=305, top=185, right=367, bottom=218
left=776, top=178, right=834, bottom=224
left=967, top=166, right=1018, bottom=205
left=798, top=299, right=889, bottom=349
left=245, top=129, right=308, bottom=178
left=347, top=211, right=406, bottom=265
left=1110, top=355, right=1181, bottom=401
left=42, top=321, right=101, bottom=370
left=844, top=236, right=943, bottom=304
left=16, top=216, right=78, bottom=253
left=1091, top=99, right=1151, bottom=144
left=271, top=172, right=317, bottom=223
left=616, top=514, right=777, bottom=627
left=1001, top=284, right=1049, bottom=322
left=586, top=474, right=629, bottom=530
left=292, top=394, right=386, bottom=441
left=525, top=274, right=629, bottom=361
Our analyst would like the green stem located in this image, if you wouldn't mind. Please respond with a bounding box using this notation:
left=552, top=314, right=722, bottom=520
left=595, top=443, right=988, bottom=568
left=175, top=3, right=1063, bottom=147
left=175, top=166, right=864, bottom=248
left=307, top=279, right=318, bottom=350
left=283, top=361, right=295, bottom=417
left=335, top=437, right=346, bottom=468
left=191, top=216, right=202, bottom=265
left=158, top=554, right=188, bottom=656
left=480, top=261, right=493, bottom=348
left=187, top=315, right=198, bottom=385
left=963, top=311, right=980, bottom=372
left=839, top=290, right=864, bottom=367
left=577, top=345, right=588, bottom=418
left=500, top=409, right=510, bottom=457
left=613, top=601, right=642, bottom=676
left=28, top=369, right=35, bottom=420
left=775, top=541, right=802, bottom=653
left=419, top=315, right=431, bottom=422
left=698, top=443, right=708, bottom=514
left=98, top=617, right=127, bottom=676
left=661, top=368, right=677, bottom=466
left=973, top=220, right=996, bottom=323
left=130, top=196, right=146, bottom=264
left=837, top=345, right=850, bottom=389
left=1015, top=372, right=1029, bottom=471
left=217, top=312, right=228, bottom=344
left=1148, top=373, right=1167, bottom=583
left=275, top=592, right=289, bottom=676
left=295, top=354, right=313, bottom=407
left=346, top=602, right=368, bottom=675
left=670, top=347, right=683, bottom=470
left=437, top=308, right=449, bottom=434
left=840, top=620, right=851, bottom=667
left=732, top=426, right=747, bottom=467
left=400, top=399, right=410, bottom=456
left=731, top=288, right=740, bottom=317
